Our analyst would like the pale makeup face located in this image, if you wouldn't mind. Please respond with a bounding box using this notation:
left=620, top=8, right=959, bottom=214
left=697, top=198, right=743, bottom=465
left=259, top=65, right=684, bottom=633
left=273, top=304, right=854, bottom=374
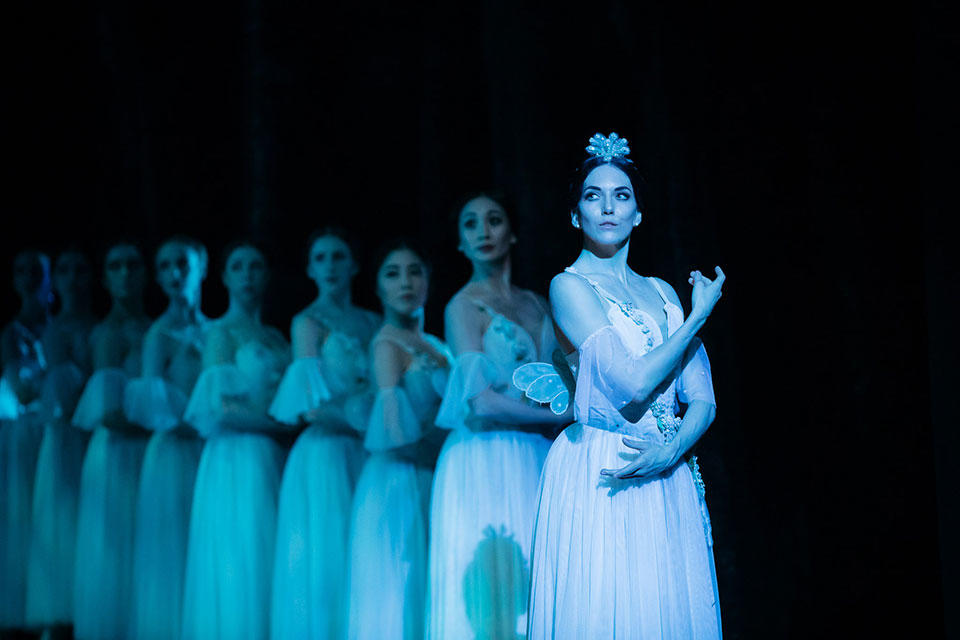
left=376, top=248, right=428, bottom=317
left=574, top=164, right=639, bottom=247
left=458, top=196, right=513, bottom=263
left=52, top=251, right=90, bottom=301
left=103, top=244, right=145, bottom=300
left=222, top=245, right=267, bottom=306
left=307, top=235, right=356, bottom=297
left=156, top=241, right=205, bottom=303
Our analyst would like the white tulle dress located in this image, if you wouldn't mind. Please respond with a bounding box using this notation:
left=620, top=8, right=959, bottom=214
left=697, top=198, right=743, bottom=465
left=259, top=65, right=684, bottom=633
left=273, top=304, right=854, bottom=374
left=0, top=322, right=46, bottom=629
left=25, top=359, right=89, bottom=627
left=427, top=305, right=554, bottom=640
left=527, top=270, right=721, bottom=639
left=269, top=330, right=374, bottom=640
left=125, top=325, right=205, bottom=640
left=180, top=338, right=289, bottom=640
left=72, top=357, right=149, bottom=640
left=347, top=334, right=452, bottom=640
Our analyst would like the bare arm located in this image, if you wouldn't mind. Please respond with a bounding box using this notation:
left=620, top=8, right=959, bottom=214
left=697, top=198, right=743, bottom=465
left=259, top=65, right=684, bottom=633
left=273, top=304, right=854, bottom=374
left=140, top=324, right=168, bottom=377
left=290, top=314, right=324, bottom=359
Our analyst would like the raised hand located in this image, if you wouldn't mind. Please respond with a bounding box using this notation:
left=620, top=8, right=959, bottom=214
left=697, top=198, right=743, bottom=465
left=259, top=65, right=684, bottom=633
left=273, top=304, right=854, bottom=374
left=688, top=266, right=725, bottom=323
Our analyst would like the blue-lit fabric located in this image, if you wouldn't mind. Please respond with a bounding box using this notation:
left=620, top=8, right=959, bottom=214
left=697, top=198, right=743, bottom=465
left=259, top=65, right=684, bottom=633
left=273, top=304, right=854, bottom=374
left=270, top=330, right=374, bottom=640
left=180, top=339, right=288, bottom=640
left=124, top=376, right=189, bottom=433
left=126, top=322, right=206, bottom=640
left=0, top=373, right=43, bottom=628
left=427, top=310, right=553, bottom=640
left=72, top=367, right=149, bottom=640
left=527, top=271, right=721, bottom=639
left=26, top=362, right=89, bottom=627
left=347, top=333, right=450, bottom=640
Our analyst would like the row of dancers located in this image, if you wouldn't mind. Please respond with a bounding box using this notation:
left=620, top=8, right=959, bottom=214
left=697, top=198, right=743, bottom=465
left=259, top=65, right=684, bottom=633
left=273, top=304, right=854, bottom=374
left=1, top=132, right=726, bottom=639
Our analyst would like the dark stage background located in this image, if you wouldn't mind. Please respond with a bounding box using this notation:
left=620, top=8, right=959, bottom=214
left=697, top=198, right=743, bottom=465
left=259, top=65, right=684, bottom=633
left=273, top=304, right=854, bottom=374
left=4, top=0, right=956, bottom=637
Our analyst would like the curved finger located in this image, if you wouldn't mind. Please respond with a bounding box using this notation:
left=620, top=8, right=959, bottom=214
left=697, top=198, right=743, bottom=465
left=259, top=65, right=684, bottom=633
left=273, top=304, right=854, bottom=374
left=622, top=436, right=646, bottom=450
left=714, top=266, right=725, bottom=283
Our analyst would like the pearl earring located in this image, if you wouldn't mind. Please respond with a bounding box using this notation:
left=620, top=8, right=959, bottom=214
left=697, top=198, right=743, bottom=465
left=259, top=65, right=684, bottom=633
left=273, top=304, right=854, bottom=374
left=571, top=216, right=581, bottom=229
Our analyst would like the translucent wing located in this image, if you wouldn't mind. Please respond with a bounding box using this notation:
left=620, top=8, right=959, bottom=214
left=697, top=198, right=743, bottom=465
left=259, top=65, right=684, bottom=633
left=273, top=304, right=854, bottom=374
left=512, top=362, right=570, bottom=416
left=549, top=390, right=569, bottom=415
left=512, top=362, right=555, bottom=391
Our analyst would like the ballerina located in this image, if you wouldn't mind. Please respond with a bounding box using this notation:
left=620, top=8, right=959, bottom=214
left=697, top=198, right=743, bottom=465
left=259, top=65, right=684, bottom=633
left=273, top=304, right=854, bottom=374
left=126, top=237, right=208, bottom=640
left=427, top=193, right=570, bottom=639
left=269, top=229, right=380, bottom=640
left=180, top=241, right=290, bottom=640
left=347, top=241, right=452, bottom=640
left=26, top=249, right=96, bottom=633
left=526, top=133, right=725, bottom=639
left=71, top=242, right=152, bottom=640
left=0, top=250, right=51, bottom=631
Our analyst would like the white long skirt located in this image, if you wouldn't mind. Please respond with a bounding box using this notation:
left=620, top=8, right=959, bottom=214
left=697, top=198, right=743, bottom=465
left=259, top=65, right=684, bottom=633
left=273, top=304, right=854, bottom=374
left=180, top=433, right=284, bottom=640
left=347, top=452, right=432, bottom=640
left=0, top=414, right=43, bottom=628
left=527, top=423, right=721, bottom=639
left=426, top=429, right=550, bottom=639
left=129, top=430, right=203, bottom=640
left=271, top=427, right=365, bottom=640
left=73, top=427, right=149, bottom=640
left=26, top=424, right=89, bottom=626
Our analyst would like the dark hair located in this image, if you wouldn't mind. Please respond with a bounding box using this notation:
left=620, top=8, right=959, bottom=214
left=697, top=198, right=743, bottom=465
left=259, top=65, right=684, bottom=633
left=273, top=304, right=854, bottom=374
left=448, top=189, right=516, bottom=231
left=156, top=235, right=208, bottom=272
left=304, top=227, right=360, bottom=267
left=370, top=238, right=431, bottom=304
left=371, top=238, right=430, bottom=278
left=567, top=156, right=646, bottom=214
left=219, top=238, right=268, bottom=274
left=99, top=239, right=145, bottom=275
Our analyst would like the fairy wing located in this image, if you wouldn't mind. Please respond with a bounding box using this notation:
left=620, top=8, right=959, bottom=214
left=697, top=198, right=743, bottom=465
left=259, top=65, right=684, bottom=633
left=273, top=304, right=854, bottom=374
left=512, top=359, right=573, bottom=416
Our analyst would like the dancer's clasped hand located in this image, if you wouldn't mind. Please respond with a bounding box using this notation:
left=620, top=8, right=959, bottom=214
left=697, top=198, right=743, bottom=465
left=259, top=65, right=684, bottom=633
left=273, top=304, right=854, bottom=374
left=600, top=434, right=677, bottom=480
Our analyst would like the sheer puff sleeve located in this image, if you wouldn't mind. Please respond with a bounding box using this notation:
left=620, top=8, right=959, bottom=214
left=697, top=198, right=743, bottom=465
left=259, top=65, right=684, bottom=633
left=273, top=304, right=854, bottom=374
left=434, top=351, right=501, bottom=432
left=676, top=340, right=716, bottom=407
left=267, top=356, right=332, bottom=425
left=123, top=376, right=189, bottom=432
left=71, top=367, right=130, bottom=430
left=363, top=386, right=423, bottom=452
left=573, top=326, right=650, bottom=425
left=184, top=364, right=275, bottom=438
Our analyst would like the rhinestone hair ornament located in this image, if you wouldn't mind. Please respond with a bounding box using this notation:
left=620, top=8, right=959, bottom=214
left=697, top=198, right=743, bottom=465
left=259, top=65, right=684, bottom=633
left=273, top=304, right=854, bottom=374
left=585, top=132, right=632, bottom=162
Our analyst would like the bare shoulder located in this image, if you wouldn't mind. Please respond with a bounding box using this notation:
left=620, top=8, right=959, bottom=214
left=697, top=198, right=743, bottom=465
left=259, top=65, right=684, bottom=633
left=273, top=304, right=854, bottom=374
left=550, top=270, right=597, bottom=305
left=445, top=289, right=485, bottom=323
left=370, top=331, right=407, bottom=387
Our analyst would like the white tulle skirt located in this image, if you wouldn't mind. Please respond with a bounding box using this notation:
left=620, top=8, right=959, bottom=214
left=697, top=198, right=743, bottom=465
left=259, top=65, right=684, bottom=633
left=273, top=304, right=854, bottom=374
left=426, top=428, right=551, bottom=640
left=347, top=452, right=432, bottom=640
left=0, top=413, right=43, bottom=628
left=129, top=430, right=203, bottom=640
left=73, top=427, right=149, bottom=640
left=527, top=423, right=721, bottom=639
left=26, top=424, right=90, bottom=626
left=271, top=427, right=365, bottom=640
left=181, top=433, right=285, bottom=640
